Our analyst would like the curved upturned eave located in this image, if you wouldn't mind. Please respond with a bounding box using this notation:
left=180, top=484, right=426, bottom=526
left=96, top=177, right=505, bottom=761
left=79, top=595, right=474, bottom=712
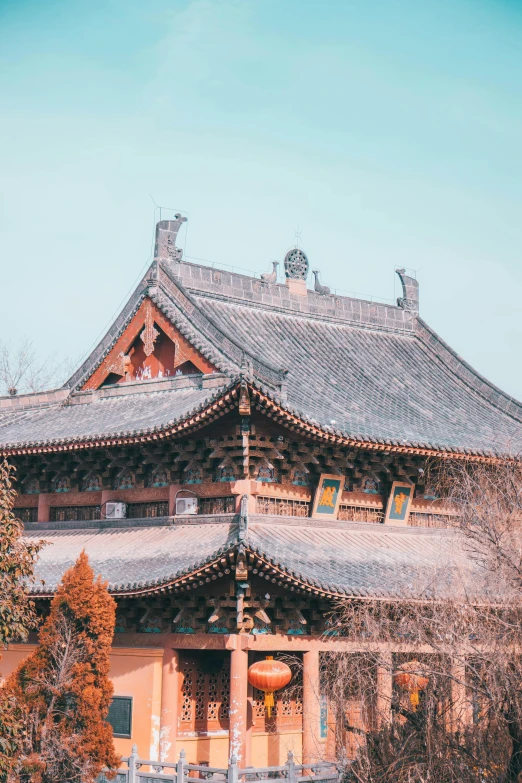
left=2, top=377, right=520, bottom=460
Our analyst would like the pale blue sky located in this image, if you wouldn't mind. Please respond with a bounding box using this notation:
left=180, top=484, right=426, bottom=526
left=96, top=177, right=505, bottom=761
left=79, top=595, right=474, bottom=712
left=1, top=0, right=522, bottom=396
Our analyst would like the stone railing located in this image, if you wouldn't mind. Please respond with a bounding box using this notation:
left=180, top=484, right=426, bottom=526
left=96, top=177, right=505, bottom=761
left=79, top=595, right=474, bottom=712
left=99, top=747, right=344, bottom=783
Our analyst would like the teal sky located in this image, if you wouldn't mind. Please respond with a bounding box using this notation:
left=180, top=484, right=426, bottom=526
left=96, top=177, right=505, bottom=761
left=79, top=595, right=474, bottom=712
left=1, top=0, right=522, bottom=397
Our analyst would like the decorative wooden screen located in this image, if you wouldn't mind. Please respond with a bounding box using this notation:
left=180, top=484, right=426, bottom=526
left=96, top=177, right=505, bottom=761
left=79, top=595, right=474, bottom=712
left=179, top=654, right=230, bottom=734
left=50, top=505, right=101, bottom=522
left=251, top=679, right=303, bottom=732
left=15, top=507, right=38, bottom=523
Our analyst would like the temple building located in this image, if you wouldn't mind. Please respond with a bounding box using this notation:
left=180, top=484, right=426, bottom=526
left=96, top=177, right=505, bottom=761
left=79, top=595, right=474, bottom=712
left=1, top=216, right=522, bottom=767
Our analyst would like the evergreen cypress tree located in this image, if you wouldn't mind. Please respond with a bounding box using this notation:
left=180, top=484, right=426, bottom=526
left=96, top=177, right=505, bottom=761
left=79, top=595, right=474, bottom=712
left=6, top=551, right=120, bottom=783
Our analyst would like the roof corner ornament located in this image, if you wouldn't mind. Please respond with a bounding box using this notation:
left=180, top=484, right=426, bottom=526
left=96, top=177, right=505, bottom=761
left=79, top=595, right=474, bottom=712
left=154, top=214, right=187, bottom=264
left=312, top=269, right=331, bottom=295
left=396, top=268, right=419, bottom=313
left=238, top=380, right=251, bottom=416
left=240, top=354, right=254, bottom=383
left=235, top=543, right=249, bottom=578
left=238, top=494, right=249, bottom=542
left=279, top=369, right=289, bottom=403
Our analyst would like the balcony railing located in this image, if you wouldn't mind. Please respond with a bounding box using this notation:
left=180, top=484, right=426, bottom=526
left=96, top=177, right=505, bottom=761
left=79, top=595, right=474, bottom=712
left=98, top=747, right=344, bottom=783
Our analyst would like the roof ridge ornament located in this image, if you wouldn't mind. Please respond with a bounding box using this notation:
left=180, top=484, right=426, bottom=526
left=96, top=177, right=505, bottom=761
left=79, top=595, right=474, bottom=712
left=312, top=269, right=331, bottom=295
left=396, top=268, right=419, bottom=314
left=284, top=247, right=309, bottom=280
left=154, top=214, right=187, bottom=264
left=239, top=494, right=249, bottom=542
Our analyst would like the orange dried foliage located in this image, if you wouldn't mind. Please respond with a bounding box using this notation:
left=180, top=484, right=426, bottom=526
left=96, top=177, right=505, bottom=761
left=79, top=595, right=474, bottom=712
left=6, top=551, right=120, bottom=783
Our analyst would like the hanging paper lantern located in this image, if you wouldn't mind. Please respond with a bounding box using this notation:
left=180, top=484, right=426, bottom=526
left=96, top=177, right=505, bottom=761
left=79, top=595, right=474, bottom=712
left=247, top=656, right=292, bottom=717
left=393, top=660, right=429, bottom=710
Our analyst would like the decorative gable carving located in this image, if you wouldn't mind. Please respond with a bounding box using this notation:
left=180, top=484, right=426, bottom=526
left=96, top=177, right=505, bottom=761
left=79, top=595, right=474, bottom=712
left=81, top=298, right=217, bottom=390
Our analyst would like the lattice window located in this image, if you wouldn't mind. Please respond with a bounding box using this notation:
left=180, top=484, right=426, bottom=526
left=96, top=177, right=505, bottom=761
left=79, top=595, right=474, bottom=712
left=15, top=507, right=38, bottom=523
left=50, top=505, right=101, bottom=522
left=195, top=670, right=206, bottom=721
left=219, top=668, right=230, bottom=720
left=256, top=496, right=310, bottom=518
left=338, top=504, right=384, bottom=524
left=252, top=688, right=266, bottom=720
left=294, top=685, right=303, bottom=715
left=207, top=673, right=219, bottom=720
left=408, top=512, right=454, bottom=529
left=251, top=665, right=303, bottom=732
left=278, top=686, right=293, bottom=716
left=181, top=664, right=194, bottom=723
left=199, top=496, right=235, bottom=515
left=179, top=655, right=230, bottom=734
left=127, top=501, right=169, bottom=519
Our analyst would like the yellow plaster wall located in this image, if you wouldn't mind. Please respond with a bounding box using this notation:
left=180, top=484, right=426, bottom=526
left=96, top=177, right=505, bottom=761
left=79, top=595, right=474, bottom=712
left=0, top=644, right=37, bottom=681
left=176, top=735, right=230, bottom=767
left=109, top=647, right=163, bottom=760
left=251, top=731, right=303, bottom=766
left=0, top=644, right=164, bottom=763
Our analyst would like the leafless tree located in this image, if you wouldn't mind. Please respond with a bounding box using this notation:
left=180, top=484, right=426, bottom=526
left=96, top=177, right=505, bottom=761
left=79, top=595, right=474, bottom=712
left=319, top=460, right=522, bottom=783
left=0, top=339, right=73, bottom=396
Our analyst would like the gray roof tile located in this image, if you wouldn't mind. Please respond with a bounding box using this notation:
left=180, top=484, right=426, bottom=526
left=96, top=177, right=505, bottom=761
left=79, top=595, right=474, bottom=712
left=24, top=517, right=494, bottom=601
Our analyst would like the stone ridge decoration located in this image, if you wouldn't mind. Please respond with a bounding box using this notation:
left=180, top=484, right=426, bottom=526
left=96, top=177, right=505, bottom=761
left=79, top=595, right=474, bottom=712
left=384, top=480, right=414, bottom=526
left=284, top=247, right=309, bottom=280
left=311, top=474, right=344, bottom=520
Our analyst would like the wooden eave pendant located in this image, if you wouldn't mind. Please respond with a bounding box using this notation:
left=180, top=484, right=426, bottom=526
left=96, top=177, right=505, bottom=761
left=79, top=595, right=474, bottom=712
left=81, top=297, right=217, bottom=390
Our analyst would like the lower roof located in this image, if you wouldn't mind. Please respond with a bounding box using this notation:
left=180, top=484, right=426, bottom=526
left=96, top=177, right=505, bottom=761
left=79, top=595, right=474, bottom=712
left=25, top=516, right=490, bottom=601
left=0, top=376, right=230, bottom=451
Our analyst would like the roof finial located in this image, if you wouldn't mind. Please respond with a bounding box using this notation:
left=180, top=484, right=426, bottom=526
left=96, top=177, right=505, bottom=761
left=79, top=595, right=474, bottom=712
left=154, top=214, right=187, bottom=264
left=284, top=248, right=309, bottom=281
left=396, top=268, right=419, bottom=313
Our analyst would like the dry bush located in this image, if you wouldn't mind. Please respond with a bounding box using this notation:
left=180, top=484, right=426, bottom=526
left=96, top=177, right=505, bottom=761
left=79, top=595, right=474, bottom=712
left=0, top=339, right=73, bottom=396
left=321, top=460, right=522, bottom=783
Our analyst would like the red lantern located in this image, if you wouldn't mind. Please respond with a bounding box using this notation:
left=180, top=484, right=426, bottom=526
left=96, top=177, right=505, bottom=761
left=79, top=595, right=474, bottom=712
left=393, top=660, right=429, bottom=710
left=247, top=656, right=292, bottom=717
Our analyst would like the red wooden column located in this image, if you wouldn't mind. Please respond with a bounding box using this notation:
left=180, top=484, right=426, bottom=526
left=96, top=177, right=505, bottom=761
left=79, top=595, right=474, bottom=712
left=229, top=643, right=249, bottom=766
left=37, top=493, right=50, bottom=523
left=160, top=647, right=179, bottom=762
left=302, top=650, right=321, bottom=764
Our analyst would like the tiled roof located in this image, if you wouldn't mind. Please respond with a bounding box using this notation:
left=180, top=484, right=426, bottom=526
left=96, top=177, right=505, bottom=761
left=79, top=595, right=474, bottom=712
left=247, top=518, right=481, bottom=600
left=0, top=376, right=230, bottom=450
left=24, top=516, right=491, bottom=601
left=188, top=294, right=522, bottom=456
left=2, top=255, right=522, bottom=455
left=26, top=518, right=237, bottom=595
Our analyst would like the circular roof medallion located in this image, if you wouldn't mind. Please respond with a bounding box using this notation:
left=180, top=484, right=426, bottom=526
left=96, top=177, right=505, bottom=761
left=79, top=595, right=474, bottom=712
left=284, top=248, right=309, bottom=280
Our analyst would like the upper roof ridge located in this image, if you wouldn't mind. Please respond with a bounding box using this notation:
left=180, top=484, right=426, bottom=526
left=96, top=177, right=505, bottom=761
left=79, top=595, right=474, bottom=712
left=170, top=257, right=418, bottom=335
